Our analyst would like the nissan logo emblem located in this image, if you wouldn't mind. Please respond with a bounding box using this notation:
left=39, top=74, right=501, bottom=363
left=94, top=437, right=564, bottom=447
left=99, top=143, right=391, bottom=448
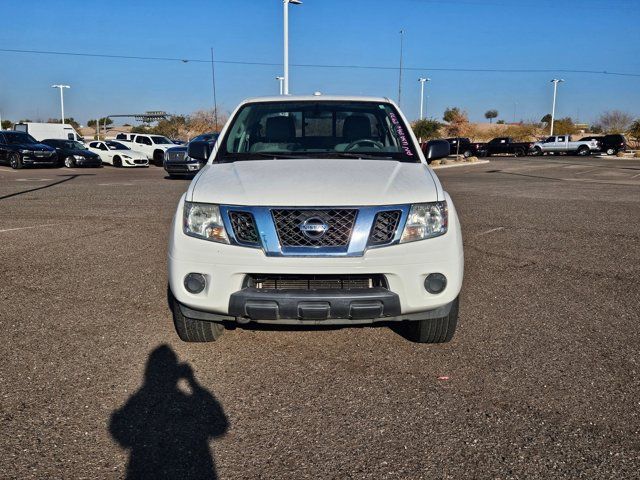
left=299, top=217, right=329, bottom=239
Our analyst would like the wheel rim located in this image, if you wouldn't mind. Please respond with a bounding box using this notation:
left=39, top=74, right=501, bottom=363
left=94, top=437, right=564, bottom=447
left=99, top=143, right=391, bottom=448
left=65, top=157, right=73, bottom=167
left=10, top=156, right=17, bottom=168
left=607, top=148, right=614, bottom=155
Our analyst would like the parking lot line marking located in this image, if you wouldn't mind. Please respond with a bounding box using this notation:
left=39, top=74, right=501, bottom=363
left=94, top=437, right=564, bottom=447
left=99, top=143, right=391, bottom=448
left=476, top=227, right=504, bottom=237
left=15, top=178, right=53, bottom=182
left=97, top=183, right=134, bottom=186
left=574, top=168, right=601, bottom=176
left=0, top=223, right=65, bottom=233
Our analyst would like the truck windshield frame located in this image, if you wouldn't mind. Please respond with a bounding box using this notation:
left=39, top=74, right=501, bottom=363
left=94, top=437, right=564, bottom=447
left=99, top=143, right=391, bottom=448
left=215, top=101, right=420, bottom=163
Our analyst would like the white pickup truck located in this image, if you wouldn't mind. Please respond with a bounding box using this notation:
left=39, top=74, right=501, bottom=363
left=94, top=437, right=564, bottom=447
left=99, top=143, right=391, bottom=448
left=532, top=135, right=599, bottom=156
left=114, top=133, right=176, bottom=165
left=168, top=95, right=464, bottom=344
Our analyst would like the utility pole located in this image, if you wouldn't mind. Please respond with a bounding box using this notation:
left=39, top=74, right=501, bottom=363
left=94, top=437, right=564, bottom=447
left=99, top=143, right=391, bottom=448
left=51, top=84, right=70, bottom=124
left=398, top=30, right=404, bottom=106
left=276, top=76, right=285, bottom=95
left=550, top=79, right=564, bottom=135
left=210, top=47, right=219, bottom=130
left=283, top=0, right=302, bottom=96
left=418, top=77, right=430, bottom=120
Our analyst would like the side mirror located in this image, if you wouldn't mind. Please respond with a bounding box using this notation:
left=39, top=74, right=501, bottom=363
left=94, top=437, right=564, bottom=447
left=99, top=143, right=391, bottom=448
left=423, top=139, right=450, bottom=163
left=187, top=141, right=211, bottom=161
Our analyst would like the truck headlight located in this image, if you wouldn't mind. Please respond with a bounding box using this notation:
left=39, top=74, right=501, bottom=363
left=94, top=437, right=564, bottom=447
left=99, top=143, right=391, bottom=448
left=400, top=201, right=448, bottom=243
left=183, top=202, right=229, bottom=243
left=74, top=155, right=84, bottom=160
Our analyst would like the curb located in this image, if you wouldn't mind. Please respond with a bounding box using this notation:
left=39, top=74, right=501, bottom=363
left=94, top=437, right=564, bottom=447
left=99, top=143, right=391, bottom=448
left=431, top=160, right=490, bottom=170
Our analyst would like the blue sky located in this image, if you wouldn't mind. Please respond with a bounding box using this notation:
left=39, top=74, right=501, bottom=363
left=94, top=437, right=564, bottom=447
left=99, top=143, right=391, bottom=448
left=0, top=0, right=639, bottom=126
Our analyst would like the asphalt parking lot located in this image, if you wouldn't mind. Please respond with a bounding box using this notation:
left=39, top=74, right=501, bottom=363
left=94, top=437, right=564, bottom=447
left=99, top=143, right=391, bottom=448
left=1, top=156, right=639, bottom=479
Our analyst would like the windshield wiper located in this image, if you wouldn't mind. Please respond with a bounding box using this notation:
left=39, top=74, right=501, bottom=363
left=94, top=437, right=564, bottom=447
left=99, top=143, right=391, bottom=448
left=322, top=152, right=395, bottom=160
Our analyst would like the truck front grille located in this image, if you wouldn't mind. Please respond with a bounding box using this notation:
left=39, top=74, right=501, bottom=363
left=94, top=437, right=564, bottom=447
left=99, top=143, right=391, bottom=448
left=229, top=211, right=260, bottom=245
left=166, top=151, right=186, bottom=162
left=369, top=210, right=402, bottom=245
left=247, top=274, right=387, bottom=291
left=271, top=209, right=357, bottom=247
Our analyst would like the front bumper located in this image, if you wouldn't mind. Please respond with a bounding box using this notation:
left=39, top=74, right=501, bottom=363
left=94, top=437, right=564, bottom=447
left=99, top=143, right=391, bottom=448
left=164, top=161, right=204, bottom=175
left=168, top=193, right=464, bottom=322
left=75, top=157, right=102, bottom=167
left=22, top=154, right=58, bottom=165
left=123, top=159, right=149, bottom=167
left=176, top=292, right=455, bottom=326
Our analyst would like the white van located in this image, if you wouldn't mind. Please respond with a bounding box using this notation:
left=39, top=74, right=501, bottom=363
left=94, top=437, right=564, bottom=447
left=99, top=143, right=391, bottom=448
left=14, top=122, right=83, bottom=142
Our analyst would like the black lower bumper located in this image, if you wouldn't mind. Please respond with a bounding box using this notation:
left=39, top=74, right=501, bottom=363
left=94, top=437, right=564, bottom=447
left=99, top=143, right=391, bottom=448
left=75, top=158, right=102, bottom=167
left=164, top=162, right=204, bottom=175
left=229, top=287, right=401, bottom=321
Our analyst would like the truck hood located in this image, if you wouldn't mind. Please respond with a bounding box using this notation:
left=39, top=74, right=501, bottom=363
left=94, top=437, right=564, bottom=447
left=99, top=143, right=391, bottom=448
left=189, top=159, right=440, bottom=206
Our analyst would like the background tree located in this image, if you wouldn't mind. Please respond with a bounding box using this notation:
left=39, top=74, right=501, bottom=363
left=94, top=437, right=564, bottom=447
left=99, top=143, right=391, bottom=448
left=153, top=115, right=188, bottom=139
left=87, top=117, right=113, bottom=128
left=496, top=119, right=505, bottom=124
left=1, top=120, right=13, bottom=130
left=443, top=107, right=462, bottom=123
left=593, top=110, right=633, bottom=133
left=411, top=119, right=441, bottom=141
left=627, top=119, right=640, bottom=147
left=541, top=114, right=552, bottom=124
left=551, top=117, right=578, bottom=135
left=443, top=108, right=470, bottom=138
left=47, top=117, right=82, bottom=132
left=484, top=109, right=498, bottom=123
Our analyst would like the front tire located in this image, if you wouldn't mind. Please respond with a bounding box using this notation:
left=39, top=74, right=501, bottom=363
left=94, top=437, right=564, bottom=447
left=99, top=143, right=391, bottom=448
left=113, top=156, right=122, bottom=168
left=462, top=150, right=472, bottom=158
left=606, top=148, right=616, bottom=155
left=577, top=146, right=590, bottom=156
left=533, top=147, right=543, bottom=156
left=514, top=148, right=525, bottom=157
left=153, top=150, right=164, bottom=166
left=402, top=297, right=459, bottom=344
left=64, top=156, right=75, bottom=168
left=9, top=153, right=22, bottom=169
left=169, top=289, right=224, bottom=342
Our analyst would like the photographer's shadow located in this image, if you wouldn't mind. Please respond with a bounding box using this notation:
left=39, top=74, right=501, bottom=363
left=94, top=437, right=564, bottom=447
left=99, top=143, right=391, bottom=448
left=109, top=345, right=228, bottom=479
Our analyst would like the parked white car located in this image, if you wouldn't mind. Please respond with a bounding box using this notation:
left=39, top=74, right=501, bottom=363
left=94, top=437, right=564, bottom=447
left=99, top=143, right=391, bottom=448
left=168, top=95, right=463, bottom=344
left=532, top=135, right=599, bottom=156
left=114, top=133, right=175, bottom=165
left=14, top=122, right=83, bottom=142
left=87, top=140, right=148, bottom=167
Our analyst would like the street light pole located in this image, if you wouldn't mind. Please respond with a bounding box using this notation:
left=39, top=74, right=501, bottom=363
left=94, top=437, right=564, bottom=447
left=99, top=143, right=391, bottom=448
left=418, top=77, right=430, bottom=120
left=51, top=84, right=70, bottom=124
left=276, top=76, right=285, bottom=95
left=550, top=79, right=564, bottom=136
left=283, top=0, right=302, bottom=96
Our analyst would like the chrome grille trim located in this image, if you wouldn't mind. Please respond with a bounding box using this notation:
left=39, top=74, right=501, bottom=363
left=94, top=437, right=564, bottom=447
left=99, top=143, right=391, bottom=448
left=218, top=204, right=411, bottom=257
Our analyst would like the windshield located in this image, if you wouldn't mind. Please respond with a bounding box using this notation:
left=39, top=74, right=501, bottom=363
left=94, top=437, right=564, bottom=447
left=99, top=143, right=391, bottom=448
left=65, top=141, right=87, bottom=150
left=192, top=133, right=218, bottom=142
left=4, top=132, right=37, bottom=145
left=151, top=135, right=173, bottom=145
left=106, top=141, right=130, bottom=150
left=216, top=101, right=419, bottom=162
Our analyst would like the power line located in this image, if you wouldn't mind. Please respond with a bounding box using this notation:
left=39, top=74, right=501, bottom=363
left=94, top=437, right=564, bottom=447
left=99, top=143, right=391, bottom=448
left=1, top=47, right=640, bottom=78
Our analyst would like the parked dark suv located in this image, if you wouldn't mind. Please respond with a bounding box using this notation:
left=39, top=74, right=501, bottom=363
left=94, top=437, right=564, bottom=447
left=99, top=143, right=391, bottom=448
left=600, top=134, right=628, bottom=155
left=163, top=132, right=219, bottom=178
left=580, top=134, right=628, bottom=155
left=41, top=139, right=102, bottom=168
left=443, top=137, right=487, bottom=157
left=0, top=131, right=58, bottom=169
